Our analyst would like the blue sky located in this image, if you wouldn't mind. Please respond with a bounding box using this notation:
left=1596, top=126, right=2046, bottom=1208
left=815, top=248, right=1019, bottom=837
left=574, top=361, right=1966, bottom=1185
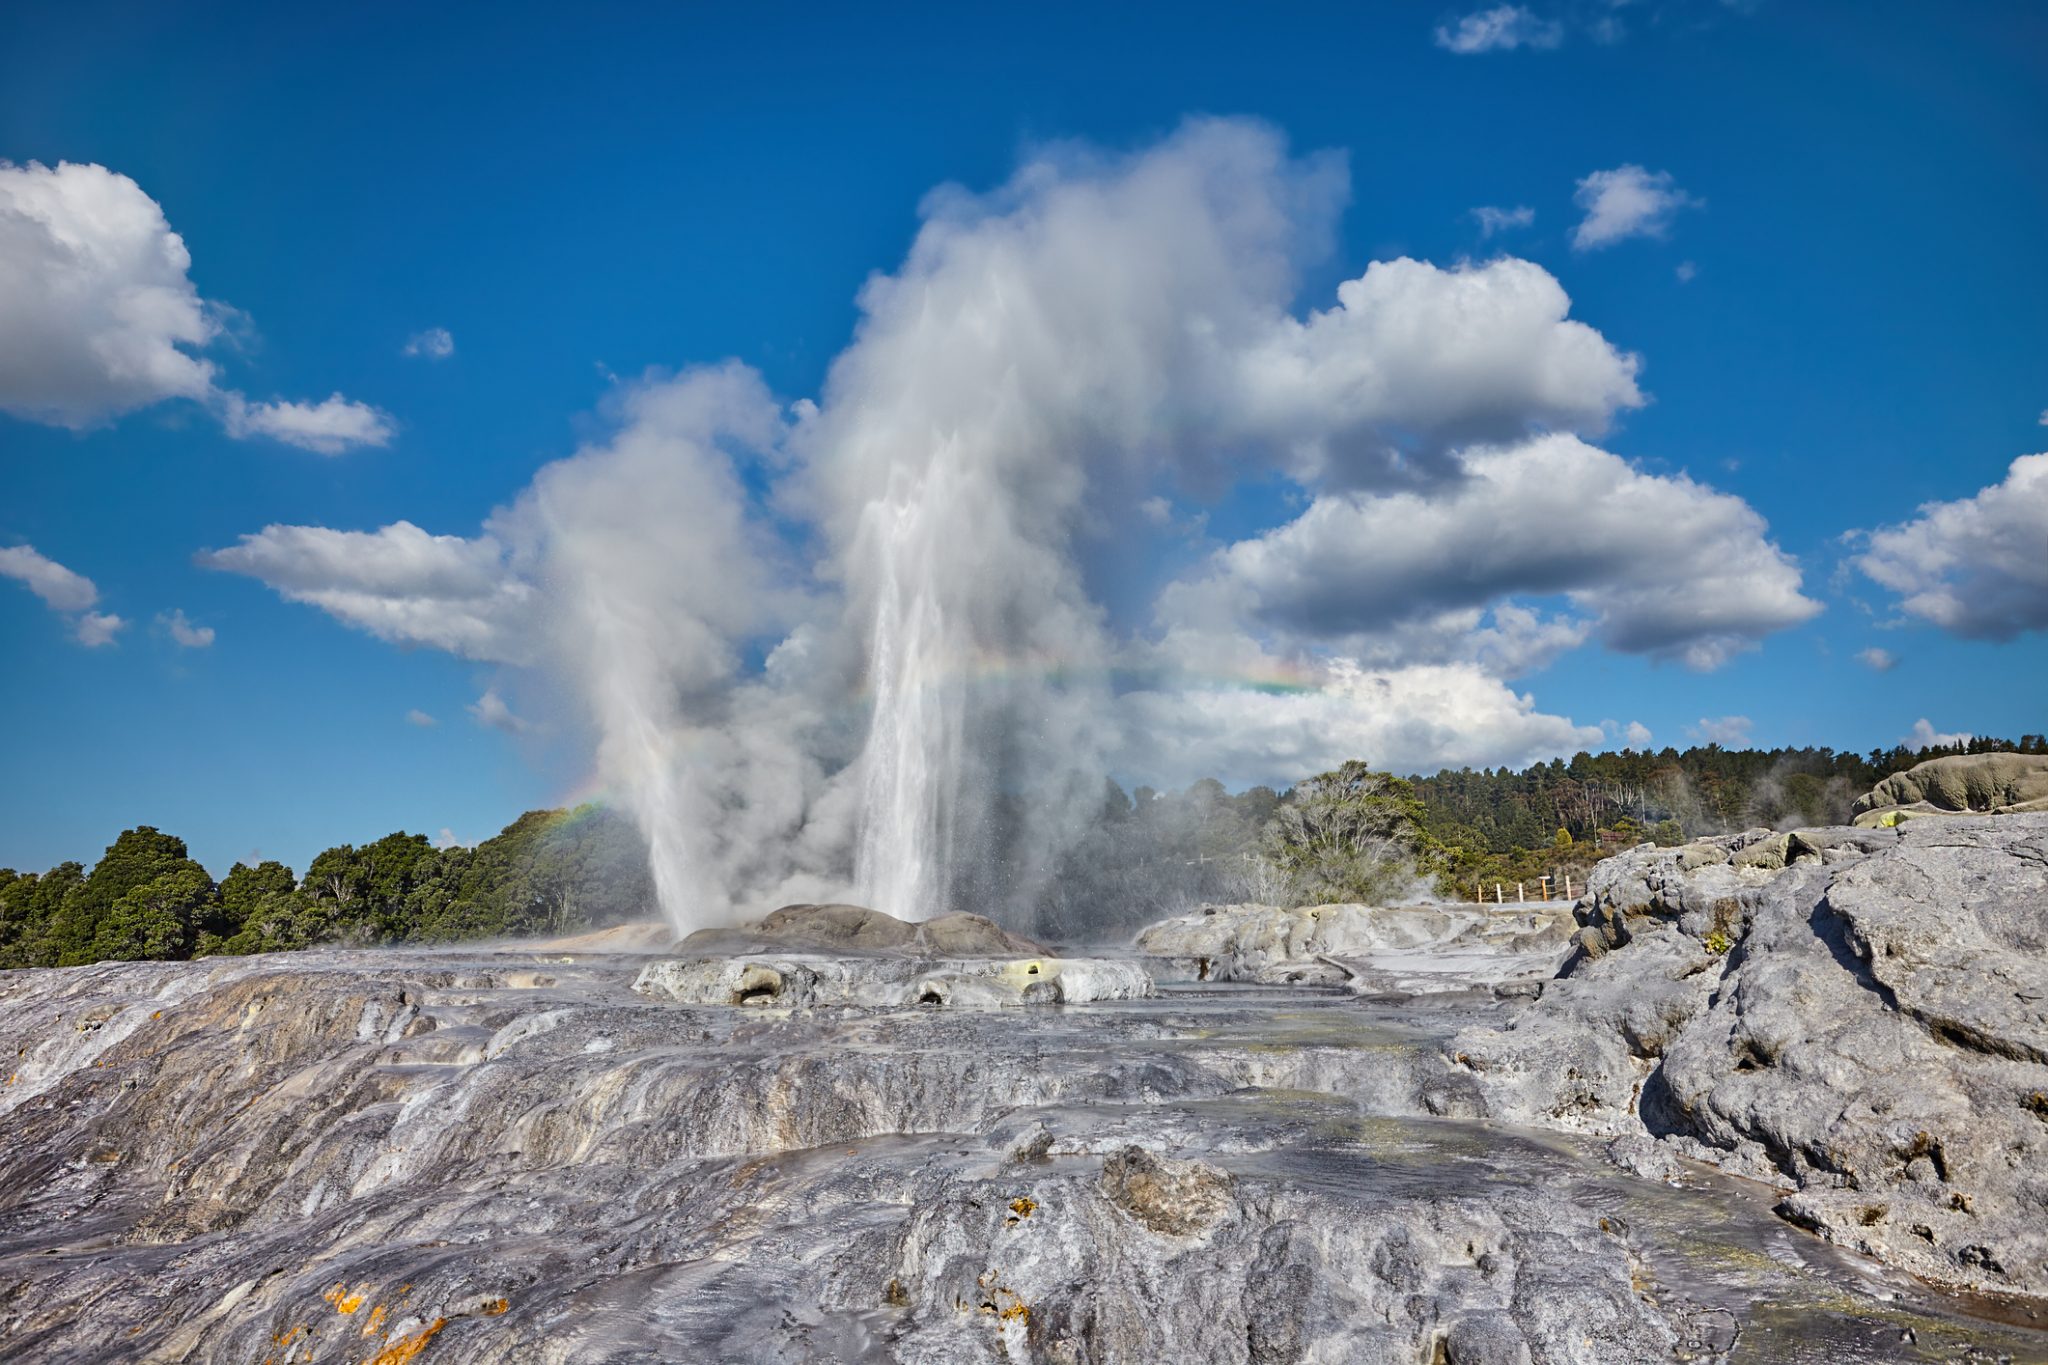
left=2, top=0, right=2045, bottom=880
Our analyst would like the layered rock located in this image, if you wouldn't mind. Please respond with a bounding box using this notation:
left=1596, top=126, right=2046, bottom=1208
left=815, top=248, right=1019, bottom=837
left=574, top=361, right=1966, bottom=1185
left=1452, top=813, right=2048, bottom=1300
left=632, top=952, right=1153, bottom=1009
left=1, top=882, right=2043, bottom=1358
left=1136, top=901, right=1573, bottom=996
left=1852, top=751, right=2048, bottom=826
left=679, top=903, right=1045, bottom=957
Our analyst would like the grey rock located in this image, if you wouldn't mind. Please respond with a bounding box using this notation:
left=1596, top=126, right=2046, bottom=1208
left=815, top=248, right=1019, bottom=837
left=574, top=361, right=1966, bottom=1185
left=1457, top=813, right=2048, bottom=1300
left=2, top=893, right=2044, bottom=1358
left=681, top=902, right=1046, bottom=956
left=1135, top=901, right=1573, bottom=996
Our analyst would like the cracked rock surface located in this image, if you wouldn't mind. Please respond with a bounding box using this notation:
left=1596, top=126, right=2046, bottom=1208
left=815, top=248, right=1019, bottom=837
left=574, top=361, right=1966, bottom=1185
left=1454, top=812, right=2048, bottom=1307
left=1, top=895, right=2044, bottom=1360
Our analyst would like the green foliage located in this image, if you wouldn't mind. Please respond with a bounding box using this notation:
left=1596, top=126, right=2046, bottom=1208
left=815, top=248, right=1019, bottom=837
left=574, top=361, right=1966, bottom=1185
left=1, top=804, right=654, bottom=970
left=1261, top=761, right=1426, bottom=907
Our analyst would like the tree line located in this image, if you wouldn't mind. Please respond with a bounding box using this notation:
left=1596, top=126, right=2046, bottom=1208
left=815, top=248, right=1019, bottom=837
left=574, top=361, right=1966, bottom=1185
left=4, top=733, right=2040, bottom=966
left=0, top=805, right=652, bottom=970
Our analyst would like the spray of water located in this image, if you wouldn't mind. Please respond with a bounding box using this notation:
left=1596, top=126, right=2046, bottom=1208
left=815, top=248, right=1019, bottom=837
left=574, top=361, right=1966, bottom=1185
left=208, top=118, right=1670, bottom=937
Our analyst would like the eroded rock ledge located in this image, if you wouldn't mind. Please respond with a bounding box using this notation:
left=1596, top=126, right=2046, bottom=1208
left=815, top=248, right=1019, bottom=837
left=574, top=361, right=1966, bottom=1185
left=1451, top=812, right=2048, bottom=1300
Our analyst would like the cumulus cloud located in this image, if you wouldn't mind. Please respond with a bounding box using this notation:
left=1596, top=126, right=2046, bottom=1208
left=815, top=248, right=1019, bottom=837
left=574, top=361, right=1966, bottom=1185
left=221, top=393, right=394, bottom=455
left=1162, top=434, right=1819, bottom=669
left=1118, top=657, right=1602, bottom=789
left=0, top=542, right=126, bottom=645
left=1905, top=718, right=1971, bottom=750
left=403, top=327, right=455, bottom=360
left=1689, top=715, right=1753, bottom=747
left=0, top=159, right=390, bottom=451
left=1471, top=205, right=1535, bottom=236
left=432, top=827, right=474, bottom=850
left=199, top=520, right=534, bottom=662
left=1623, top=720, right=1654, bottom=747
left=73, top=611, right=127, bottom=647
left=1435, top=5, right=1563, bottom=53
left=405, top=708, right=438, bottom=727
left=467, top=687, right=531, bottom=735
left=1571, top=165, right=1701, bottom=250
left=1856, top=646, right=1897, bottom=672
left=1226, top=256, right=1644, bottom=484
left=156, top=608, right=214, bottom=648
left=0, top=542, right=99, bottom=611
left=1852, top=453, right=2048, bottom=640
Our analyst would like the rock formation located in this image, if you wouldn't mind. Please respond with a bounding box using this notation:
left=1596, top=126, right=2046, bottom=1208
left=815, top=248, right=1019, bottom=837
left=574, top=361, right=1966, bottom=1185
left=1136, top=900, right=1573, bottom=996
left=1851, top=752, right=2048, bottom=826
left=1, top=869, right=2044, bottom=1358
left=1452, top=813, right=2048, bottom=1302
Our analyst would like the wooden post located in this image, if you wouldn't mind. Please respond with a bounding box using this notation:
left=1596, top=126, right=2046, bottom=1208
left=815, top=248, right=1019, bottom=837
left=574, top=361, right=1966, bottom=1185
left=1565, top=874, right=1574, bottom=898
left=1495, top=883, right=1503, bottom=905
left=1539, top=875, right=1551, bottom=901
left=1517, top=881, right=1525, bottom=904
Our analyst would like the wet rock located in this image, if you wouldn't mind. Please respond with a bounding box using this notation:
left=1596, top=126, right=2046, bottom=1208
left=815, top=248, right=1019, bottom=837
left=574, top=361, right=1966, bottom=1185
left=0, top=943, right=2038, bottom=1359
left=630, top=952, right=1154, bottom=1009
left=1099, top=1145, right=1236, bottom=1237
left=680, top=903, right=1045, bottom=956
left=1135, top=901, right=1572, bottom=996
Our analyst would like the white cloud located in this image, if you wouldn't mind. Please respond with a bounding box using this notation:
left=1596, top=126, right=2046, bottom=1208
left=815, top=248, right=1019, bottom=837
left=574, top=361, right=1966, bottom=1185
left=2038, top=409, right=2047, bottom=426
left=1471, top=204, right=1536, bottom=236
left=0, top=542, right=99, bottom=611
left=405, top=708, right=438, bottom=727
left=0, top=542, right=127, bottom=646
left=0, top=160, right=217, bottom=426
left=1675, top=260, right=1698, bottom=283
left=1855, top=646, right=1897, bottom=672
left=199, top=520, right=535, bottom=662
left=1623, top=720, right=1654, bottom=747
left=156, top=608, right=214, bottom=648
left=1689, top=715, right=1753, bottom=747
left=1571, top=165, right=1701, bottom=250
left=432, top=827, right=475, bottom=850
left=403, top=327, right=455, bottom=360
left=1138, top=495, right=1174, bottom=525
left=467, top=687, right=530, bottom=735
left=1226, top=256, right=1644, bottom=483
left=72, top=611, right=127, bottom=648
left=0, top=159, right=389, bottom=451
left=1435, top=5, right=1564, bottom=53
left=1162, top=434, right=1820, bottom=670
left=1118, top=657, right=1602, bottom=789
left=1904, top=718, right=1972, bottom=750
left=1852, top=453, right=2048, bottom=640
left=221, top=392, right=394, bottom=455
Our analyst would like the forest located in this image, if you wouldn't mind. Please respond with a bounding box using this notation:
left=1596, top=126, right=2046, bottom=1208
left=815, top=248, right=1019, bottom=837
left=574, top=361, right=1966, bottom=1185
left=3, top=733, right=2041, bottom=967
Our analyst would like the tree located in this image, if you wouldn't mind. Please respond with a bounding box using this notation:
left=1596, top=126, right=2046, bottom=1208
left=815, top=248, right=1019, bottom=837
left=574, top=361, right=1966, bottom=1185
left=200, top=860, right=306, bottom=956
left=92, top=866, right=213, bottom=962
left=50, top=829, right=214, bottom=967
left=1263, top=761, right=1426, bottom=906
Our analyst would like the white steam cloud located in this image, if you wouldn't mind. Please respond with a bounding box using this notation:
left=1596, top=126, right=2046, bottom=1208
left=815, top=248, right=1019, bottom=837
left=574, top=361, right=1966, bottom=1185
left=204, top=119, right=1820, bottom=935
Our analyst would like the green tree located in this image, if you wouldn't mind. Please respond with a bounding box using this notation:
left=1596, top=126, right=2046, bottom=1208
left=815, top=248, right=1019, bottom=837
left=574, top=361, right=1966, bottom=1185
left=50, top=829, right=214, bottom=967
left=92, top=865, right=214, bottom=961
left=1263, top=761, right=1426, bottom=906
